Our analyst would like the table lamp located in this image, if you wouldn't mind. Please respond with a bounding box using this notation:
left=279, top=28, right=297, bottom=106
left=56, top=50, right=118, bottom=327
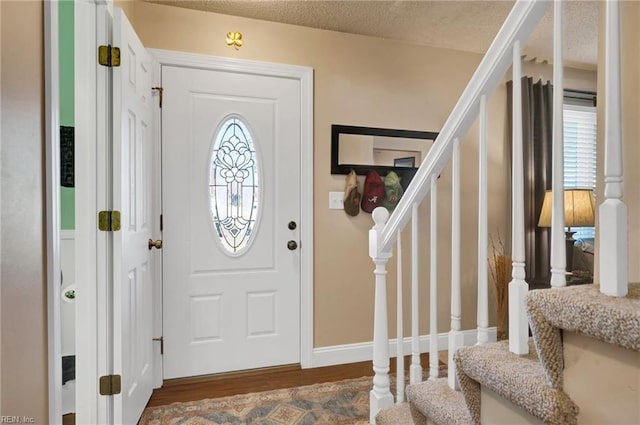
left=537, top=189, right=595, bottom=272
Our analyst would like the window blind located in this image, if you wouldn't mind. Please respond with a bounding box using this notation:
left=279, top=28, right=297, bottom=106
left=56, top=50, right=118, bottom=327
left=563, top=103, right=597, bottom=240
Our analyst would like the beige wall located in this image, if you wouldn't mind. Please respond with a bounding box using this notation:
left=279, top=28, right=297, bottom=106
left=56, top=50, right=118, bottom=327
left=0, top=1, right=48, bottom=423
left=521, top=61, right=597, bottom=91
left=1, top=0, right=3, bottom=411
left=620, top=0, right=640, bottom=282
left=128, top=2, right=599, bottom=347
left=116, top=0, right=137, bottom=28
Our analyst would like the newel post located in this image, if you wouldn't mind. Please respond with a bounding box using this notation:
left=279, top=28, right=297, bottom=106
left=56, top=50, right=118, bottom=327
left=369, top=207, right=393, bottom=424
left=600, top=0, right=628, bottom=297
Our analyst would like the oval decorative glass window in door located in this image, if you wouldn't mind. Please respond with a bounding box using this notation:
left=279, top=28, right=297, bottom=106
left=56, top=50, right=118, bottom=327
left=208, top=116, right=260, bottom=255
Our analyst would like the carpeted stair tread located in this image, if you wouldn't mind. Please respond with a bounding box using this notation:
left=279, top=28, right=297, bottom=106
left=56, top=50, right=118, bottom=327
left=528, top=282, right=640, bottom=350
left=527, top=283, right=640, bottom=389
left=406, top=377, right=474, bottom=425
left=455, top=339, right=578, bottom=425
left=375, top=402, right=415, bottom=425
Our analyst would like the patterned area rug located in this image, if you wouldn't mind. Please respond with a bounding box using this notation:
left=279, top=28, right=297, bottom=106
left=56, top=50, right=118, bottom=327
left=139, top=377, right=376, bottom=425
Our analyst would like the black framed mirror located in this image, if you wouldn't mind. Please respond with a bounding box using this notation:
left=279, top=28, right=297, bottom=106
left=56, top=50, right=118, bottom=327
left=331, top=124, right=438, bottom=189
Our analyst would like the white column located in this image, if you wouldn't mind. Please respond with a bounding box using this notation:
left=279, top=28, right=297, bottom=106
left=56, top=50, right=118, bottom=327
left=429, top=176, right=439, bottom=380
left=509, top=40, right=529, bottom=355
left=550, top=0, right=567, bottom=288
left=448, top=138, right=463, bottom=390
left=477, top=95, right=490, bottom=345
left=396, top=232, right=405, bottom=403
left=410, top=203, right=422, bottom=384
left=369, top=207, right=394, bottom=424
left=600, top=0, right=628, bottom=297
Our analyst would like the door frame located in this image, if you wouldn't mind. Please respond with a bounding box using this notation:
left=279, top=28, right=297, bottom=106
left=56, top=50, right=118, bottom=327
left=46, top=0, right=112, bottom=422
left=75, top=0, right=115, bottom=423
left=74, top=3, right=163, bottom=422
left=150, top=49, right=315, bottom=370
left=44, top=1, right=62, bottom=423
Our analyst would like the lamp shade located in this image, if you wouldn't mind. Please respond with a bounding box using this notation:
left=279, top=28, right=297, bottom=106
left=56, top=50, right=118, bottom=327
left=538, top=189, right=595, bottom=228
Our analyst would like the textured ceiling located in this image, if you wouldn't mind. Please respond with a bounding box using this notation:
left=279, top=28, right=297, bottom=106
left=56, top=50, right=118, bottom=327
left=146, top=0, right=598, bottom=69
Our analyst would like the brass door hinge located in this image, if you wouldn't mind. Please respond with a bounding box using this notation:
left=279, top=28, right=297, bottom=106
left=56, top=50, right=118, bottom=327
left=153, top=336, right=164, bottom=355
left=98, top=45, right=121, bottom=67
left=98, top=210, right=121, bottom=232
left=99, top=374, right=122, bottom=396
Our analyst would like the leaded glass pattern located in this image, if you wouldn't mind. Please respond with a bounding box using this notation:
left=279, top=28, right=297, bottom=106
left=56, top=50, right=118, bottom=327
left=209, top=116, right=260, bottom=254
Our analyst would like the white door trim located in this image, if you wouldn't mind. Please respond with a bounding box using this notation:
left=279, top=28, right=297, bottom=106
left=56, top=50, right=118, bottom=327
left=75, top=0, right=113, bottom=423
left=150, top=57, right=164, bottom=390
left=44, top=2, right=62, bottom=423
left=149, top=49, right=315, bottom=369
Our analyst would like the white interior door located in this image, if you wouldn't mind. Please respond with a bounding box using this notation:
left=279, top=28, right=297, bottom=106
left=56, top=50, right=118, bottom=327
left=162, top=64, right=301, bottom=379
left=112, top=8, right=155, bottom=424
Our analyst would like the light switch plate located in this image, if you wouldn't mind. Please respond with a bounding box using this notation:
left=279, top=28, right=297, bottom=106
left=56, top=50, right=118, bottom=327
left=329, top=192, right=344, bottom=210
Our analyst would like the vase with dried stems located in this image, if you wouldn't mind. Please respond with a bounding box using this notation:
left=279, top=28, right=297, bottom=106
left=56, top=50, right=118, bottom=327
left=489, top=236, right=511, bottom=340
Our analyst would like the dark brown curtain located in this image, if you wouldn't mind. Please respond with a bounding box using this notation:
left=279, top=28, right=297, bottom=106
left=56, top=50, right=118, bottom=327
left=507, top=78, right=553, bottom=282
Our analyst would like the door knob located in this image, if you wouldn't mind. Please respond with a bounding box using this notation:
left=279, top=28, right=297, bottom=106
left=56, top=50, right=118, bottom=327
left=148, top=239, right=163, bottom=250
left=287, top=240, right=298, bottom=251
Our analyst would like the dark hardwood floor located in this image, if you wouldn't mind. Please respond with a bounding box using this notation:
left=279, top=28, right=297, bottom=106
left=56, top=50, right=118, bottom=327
left=146, top=353, right=433, bottom=408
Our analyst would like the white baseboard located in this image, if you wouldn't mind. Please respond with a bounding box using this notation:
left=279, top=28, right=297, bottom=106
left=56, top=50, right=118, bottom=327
left=309, top=327, right=497, bottom=368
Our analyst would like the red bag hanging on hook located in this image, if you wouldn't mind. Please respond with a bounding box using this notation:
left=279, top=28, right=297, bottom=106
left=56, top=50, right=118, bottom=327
left=361, top=170, right=384, bottom=213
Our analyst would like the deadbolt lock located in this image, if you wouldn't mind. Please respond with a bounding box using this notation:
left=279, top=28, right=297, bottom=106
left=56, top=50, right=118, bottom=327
left=288, top=221, right=297, bottom=230
left=148, top=239, right=163, bottom=250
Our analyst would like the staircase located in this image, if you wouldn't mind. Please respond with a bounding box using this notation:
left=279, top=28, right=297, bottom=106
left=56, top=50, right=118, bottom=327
left=367, top=1, right=640, bottom=424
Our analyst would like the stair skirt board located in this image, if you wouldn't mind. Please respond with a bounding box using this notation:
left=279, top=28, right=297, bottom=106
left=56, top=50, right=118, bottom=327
left=310, top=328, right=497, bottom=368
left=563, top=331, right=640, bottom=425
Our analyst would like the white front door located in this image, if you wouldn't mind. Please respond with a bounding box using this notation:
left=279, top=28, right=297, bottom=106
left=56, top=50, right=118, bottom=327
left=112, top=8, right=155, bottom=424
left=162, top=64, right=302, bottom=379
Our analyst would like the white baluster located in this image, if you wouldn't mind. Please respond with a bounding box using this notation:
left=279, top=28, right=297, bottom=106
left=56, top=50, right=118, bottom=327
left=509, top=40, right=529, bottom=355
left=550, top=0, right=567, bottom=288
left=477, top=95, right=490, bottom=345
left=396, top=232, right=404, bottom=403
left=448, top=138, right=463, bottom=390
left=600, top=0, right=628, bottom=297
left=410, top=203, right=422, bottom=384
left=369, top=207, right=394, bottom=423
left=429, top=176, right=439, bottom=380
